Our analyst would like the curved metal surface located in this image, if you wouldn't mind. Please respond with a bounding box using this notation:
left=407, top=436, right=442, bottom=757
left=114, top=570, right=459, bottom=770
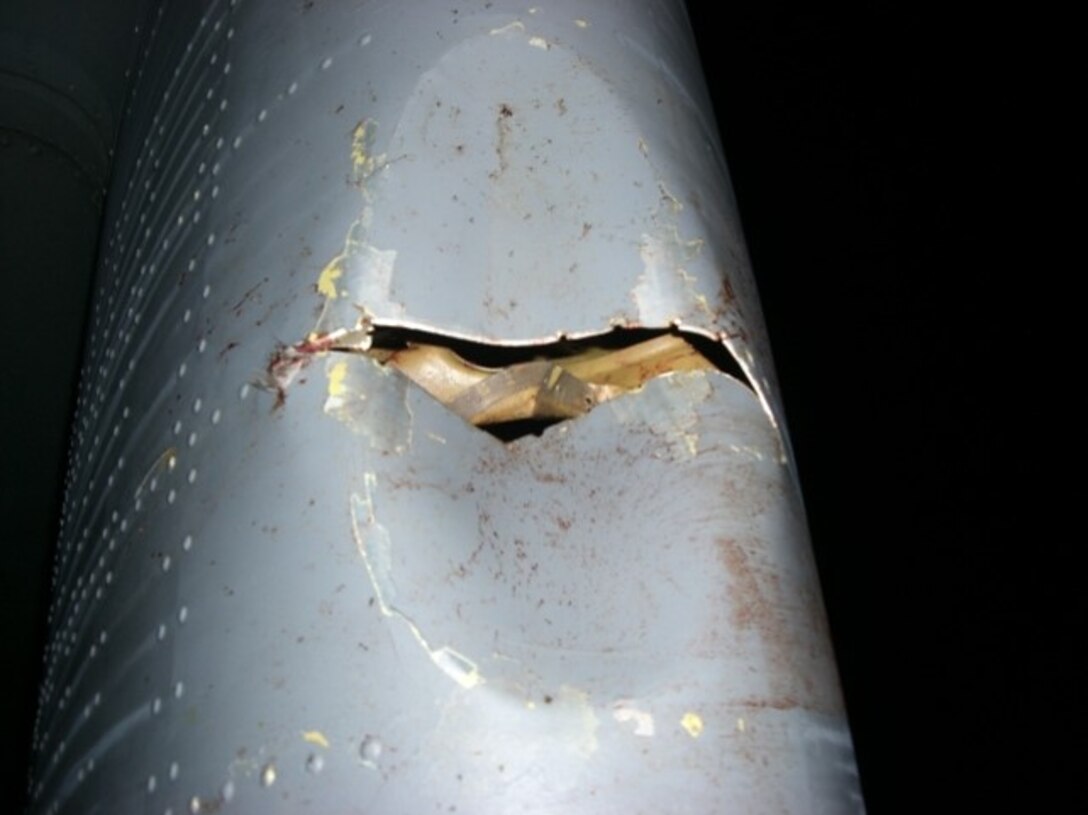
left=28, top=1, right=864, bottom=812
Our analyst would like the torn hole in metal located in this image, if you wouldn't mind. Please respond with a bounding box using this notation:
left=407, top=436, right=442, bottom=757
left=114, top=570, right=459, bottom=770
left=270, top=321, right=753, bottom=441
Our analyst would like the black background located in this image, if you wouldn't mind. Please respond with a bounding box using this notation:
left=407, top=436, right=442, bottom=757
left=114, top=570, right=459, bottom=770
left=688, top=4, right=1072, bottom=812
left=2, top=4, right=1069, bottom=811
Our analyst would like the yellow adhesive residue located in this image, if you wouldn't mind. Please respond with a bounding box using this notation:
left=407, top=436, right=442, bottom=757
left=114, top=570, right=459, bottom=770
left=680, top=712, right=704, bottom=738
left=351, top=120, right=371, bottom=178
left=327, top=360, right=348, bottom=398
left=302, top=730, right=330, bottom=749
left=317, top=257, right=343, bottom=299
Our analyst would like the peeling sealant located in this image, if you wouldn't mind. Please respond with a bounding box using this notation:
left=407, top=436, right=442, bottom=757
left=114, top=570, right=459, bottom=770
left=350, top=475, right=481, bottom=689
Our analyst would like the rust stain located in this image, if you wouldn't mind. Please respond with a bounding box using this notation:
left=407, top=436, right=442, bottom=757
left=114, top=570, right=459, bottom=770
left=714, top=535, right=844, bottom=714
left=718, top=537, right=778, bottom=633
left=260, top=332, right=341, bottom=409
left=717, top=536, right=816, bottom=709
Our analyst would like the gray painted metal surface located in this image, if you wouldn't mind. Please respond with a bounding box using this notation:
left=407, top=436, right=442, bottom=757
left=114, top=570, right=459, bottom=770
left=28, top=1, right=864, bottom=812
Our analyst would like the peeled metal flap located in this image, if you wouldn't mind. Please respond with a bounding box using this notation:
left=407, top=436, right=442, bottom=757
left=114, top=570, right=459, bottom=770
left=291, top=0, right=781, bottom=426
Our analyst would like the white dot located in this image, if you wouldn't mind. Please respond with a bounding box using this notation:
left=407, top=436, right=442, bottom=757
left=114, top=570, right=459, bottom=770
left=178, top=363, right=187, bottom=378
left=178, top=606, right=188, bottom=624
left=147, top=775, right=156, bottom=793
left=321, top=56, right=333, bottom=70
left=288, top=81, right=298, bottom=95
left=169, top=762, right=179, bottom=780
left=167, top=489, right=176, bottom=504
left=221, top=780, right=234, bottom=802
left=257, top=109, right=267, bottom=123
left=206, top=233, right=215, bottom=247
left=187, top=469, right=197, bottom=484
left=198, top=338, right=207, bottom=353
left=182, top=535, right=193, bottom=551
left=157, top=624, right=167, bottom=640
left=162, top=556, right=171, bottom=572
left=239, top=384, right=250, bottom=400
left=173, top=420, right=183, bottom=435
left=183, top=309, right=191, bottom=323
left=193, top=398, right=203, bottom=413
left=152, top=697, right=162, bottom=715
left=174, top=681, right=184, bottom=698
left=188, top=432, right=197, bottom=447
left=232, top=136, right=243, bottom=149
